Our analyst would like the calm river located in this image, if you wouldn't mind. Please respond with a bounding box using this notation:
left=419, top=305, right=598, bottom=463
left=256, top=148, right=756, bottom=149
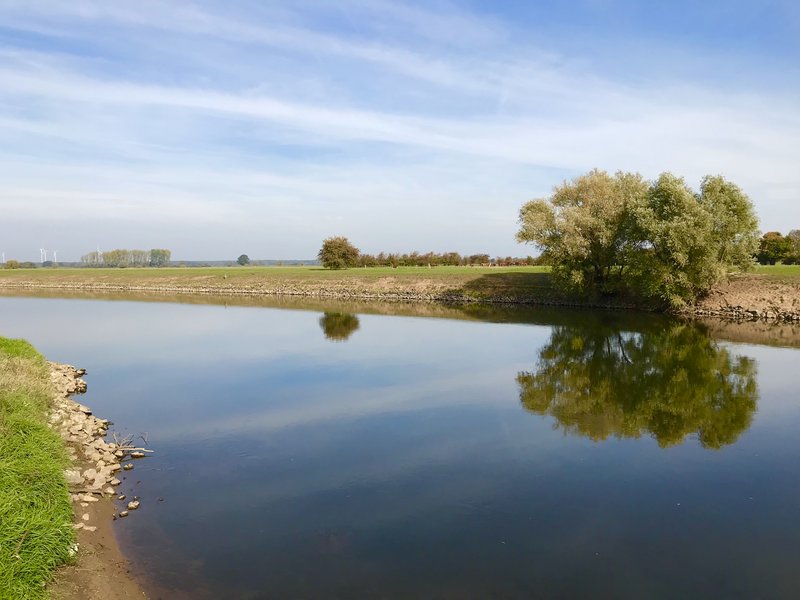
left=3, top=295, right=800, bottom=599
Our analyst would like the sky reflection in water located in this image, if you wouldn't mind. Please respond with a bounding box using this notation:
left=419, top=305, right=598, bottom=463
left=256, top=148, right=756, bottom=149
left=2, top=296, right=800, bottom=599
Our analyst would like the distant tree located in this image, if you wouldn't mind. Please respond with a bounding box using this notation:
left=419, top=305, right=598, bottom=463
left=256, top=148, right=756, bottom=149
left=237, top=254, right=250, bottom=266
left=80, top=251, right=104, bottom=267
left=756, top=232, right=792, bottom=265
left=102, top=249, right=128, bottom=267
left=318, top=236, right=359, bottom=269
left=3, top=260, right=20, bottom=269
left=787, top=230, right=800, bottom=264
left=130, top=249, right=149, bottom=267
left=149, top=249, right=171, bottom=267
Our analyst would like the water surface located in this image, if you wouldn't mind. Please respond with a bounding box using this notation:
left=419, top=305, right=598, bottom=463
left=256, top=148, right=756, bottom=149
left=2, top=296, right=799, bottom=599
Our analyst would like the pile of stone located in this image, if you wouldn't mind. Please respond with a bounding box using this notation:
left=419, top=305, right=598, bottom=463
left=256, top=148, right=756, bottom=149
left=48, top=362, right=149, bottom=531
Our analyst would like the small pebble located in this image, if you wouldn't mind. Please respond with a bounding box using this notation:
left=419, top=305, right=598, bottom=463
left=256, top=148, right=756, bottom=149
left=127, top=501, right=140, bottom=510
left=123, top=463, right=134, bottom=471
left=81, top=513, right=90, bottom=521
left=118, top=494, right=127, bottom=501
left=119, top=510, right=129, bottom=518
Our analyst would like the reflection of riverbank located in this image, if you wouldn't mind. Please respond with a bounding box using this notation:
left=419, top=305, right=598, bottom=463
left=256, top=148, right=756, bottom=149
left=2, top=269, right=799, bottom=323
left=2, top=287, right=799, bottom=347
left=518, top=319, right=758, bottom=448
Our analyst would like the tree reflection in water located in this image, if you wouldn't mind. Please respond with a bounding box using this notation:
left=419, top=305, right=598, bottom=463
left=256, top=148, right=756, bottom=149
left=517, top=319, right=758, bottom=449
left=319, top=312, right=360, bottom=342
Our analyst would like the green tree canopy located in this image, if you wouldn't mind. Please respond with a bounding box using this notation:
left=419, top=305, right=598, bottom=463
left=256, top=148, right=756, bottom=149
left=788, top=230, right=800, bottom=264
left=756, top=232, right=793, bottom=265
left=237, top=254, right=250, bottom=266
left=517, top=317, right=758, bottom=449
left=149, top=248, right=171, bottom=267
left=516, top=169, right=648, bottom=294
left=517, top=170, right=759, bottom=307
left=318, top=236, right=360, bottom=270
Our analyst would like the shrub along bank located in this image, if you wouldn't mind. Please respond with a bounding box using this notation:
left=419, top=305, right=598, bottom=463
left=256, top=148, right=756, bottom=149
left=0, top=337, right=74, bottom=599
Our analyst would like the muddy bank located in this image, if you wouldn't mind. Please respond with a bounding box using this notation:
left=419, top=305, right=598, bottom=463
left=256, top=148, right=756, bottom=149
left=47, top=363, right=147, bottom=600
left=1, top=272, right=798, bottom=323
left=684, top=276, right=800, bottom=323
left=0, top=275, right=643, bottom=310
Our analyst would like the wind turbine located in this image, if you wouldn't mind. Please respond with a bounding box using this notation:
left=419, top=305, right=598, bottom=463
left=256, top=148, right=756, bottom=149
left=53, top=250, right=57, bottom=264
left=40, top=248, right=46, bottom=263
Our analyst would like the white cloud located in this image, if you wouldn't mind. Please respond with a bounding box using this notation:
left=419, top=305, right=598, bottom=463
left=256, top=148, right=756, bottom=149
left=0, top=0, right=798, bottom=260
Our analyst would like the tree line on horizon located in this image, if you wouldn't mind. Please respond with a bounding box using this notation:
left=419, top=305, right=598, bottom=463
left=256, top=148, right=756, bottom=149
left=317, top=237, right=543, bottom=270
left=79, top=248, right=171, bottom=267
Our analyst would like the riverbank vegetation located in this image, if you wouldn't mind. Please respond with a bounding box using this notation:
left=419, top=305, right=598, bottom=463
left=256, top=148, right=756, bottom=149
left=0, top=337, right=74, bottom=599
left=517, top=170, right=760, bottom=308
left=756, top=230, right=800, bottom=265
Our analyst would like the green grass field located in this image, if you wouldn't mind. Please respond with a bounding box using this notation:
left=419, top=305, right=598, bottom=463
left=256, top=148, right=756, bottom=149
left=753, top=264, right=800, bottom=280
left=0, top=264, right=549, bottom=280
left=0, top=338, right=74, bottom=599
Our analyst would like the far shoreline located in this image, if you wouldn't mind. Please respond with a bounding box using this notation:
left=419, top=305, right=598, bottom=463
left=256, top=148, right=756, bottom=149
left=0, top=265, right=798, bottom=324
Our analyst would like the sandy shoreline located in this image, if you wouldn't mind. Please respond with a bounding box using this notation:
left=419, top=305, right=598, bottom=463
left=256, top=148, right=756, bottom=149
left=46, top=363, right=147, bottom=600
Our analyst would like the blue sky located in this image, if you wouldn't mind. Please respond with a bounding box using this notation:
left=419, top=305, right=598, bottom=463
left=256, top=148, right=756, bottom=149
left=1, top=0, right=798, bottom=261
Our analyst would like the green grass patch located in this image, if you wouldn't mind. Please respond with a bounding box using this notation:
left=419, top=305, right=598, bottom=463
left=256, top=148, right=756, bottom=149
left=753, top=264, right=800, bottom=280
left=0, top=337, right=74, bottom=599
left=0, top=264, right=550, bottom=281
left=0, top=337, right=44, bottom=361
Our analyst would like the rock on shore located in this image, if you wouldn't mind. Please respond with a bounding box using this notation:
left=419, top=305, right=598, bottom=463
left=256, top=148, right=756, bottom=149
left=48, top=363, right=136, bottom=530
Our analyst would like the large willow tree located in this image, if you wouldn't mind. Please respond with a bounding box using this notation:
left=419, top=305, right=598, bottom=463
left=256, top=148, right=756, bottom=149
left=516, top=170, right=759, bottom=306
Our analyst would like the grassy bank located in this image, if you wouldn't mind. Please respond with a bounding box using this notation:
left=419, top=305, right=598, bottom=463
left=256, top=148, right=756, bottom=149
left=0, top=265, right=575, bottom=305
left=0, top=338, right=74, bottom=599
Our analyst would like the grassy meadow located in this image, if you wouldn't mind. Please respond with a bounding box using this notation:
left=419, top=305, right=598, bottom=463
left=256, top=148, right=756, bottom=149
left=752, top=264, right=800, bottom=280
left=0, top=264, right=550, bottom=281
left=0, top=338, right=74, bottom=599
